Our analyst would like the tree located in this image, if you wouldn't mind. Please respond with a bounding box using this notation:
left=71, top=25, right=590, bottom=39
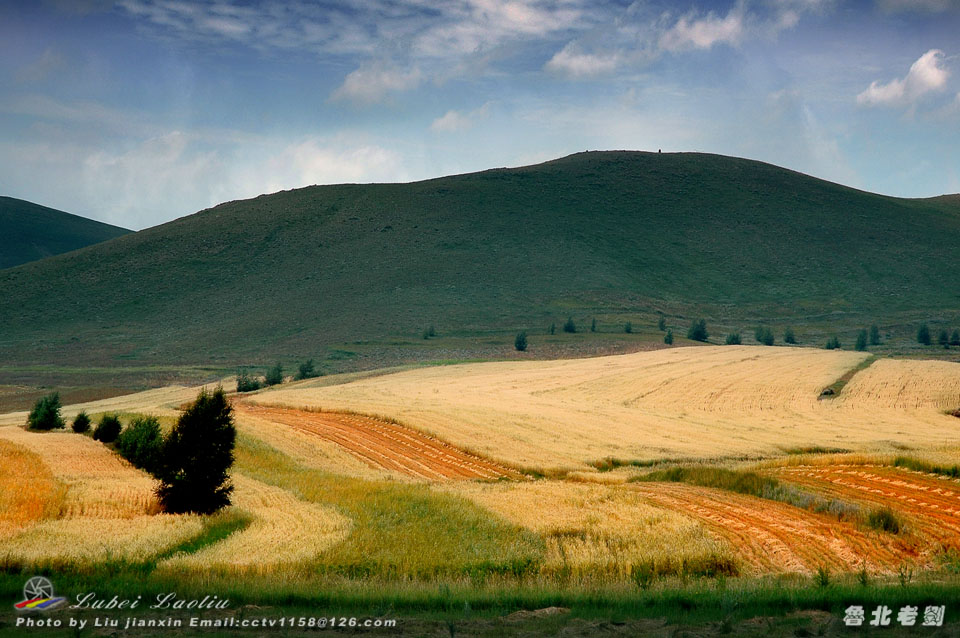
left=725, top=332, right=741, bottom=345
left=26, top=393, right=65, bottom=431
left=422, top=325, right=437, bottom=339
left=784, top=327, right=797, bottom=345
left=264, top=362, right=283, bottom=386
left=951, top=329, right=960, bottom=347
left=72, top=411, right=91, bottom=434
left=939, top=329, right=951, bottom=349
left=156, top=388, right=236, bottom=515
left=514, top=331, right=528, bottom=352
left=756, top=327, right=774, bottom=346
left=855, top=329, right=868, bottom=352
left=295, top=359, right=318, bottom=380
left=664, top=329, right=674, bottom=345
left=917, top=323, right=931, bottom=346
left=563, top=317, right=577, bottom=333
left=657, top=314, right=666, bottom=331
left=115, top=416, right=164, bottom=475
left=869, top=325, right=881, bottom=346
left=687, top=319, right=708, bottom=342
left=590, top=318, right=597, bottom=333
left=624, top=322, right=632, bottom=334
left=93, top=414, right=122, bottom=443
left=824, top=336, right=841, bottom=350
left=548, top=323, right=556, bottom=335
left=236, top=368, right=261, bottom=393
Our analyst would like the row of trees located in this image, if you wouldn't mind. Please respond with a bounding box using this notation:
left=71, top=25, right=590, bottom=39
left=236, top=359, right=320, bottom=392
left=917, top=324, right=960, bottom=348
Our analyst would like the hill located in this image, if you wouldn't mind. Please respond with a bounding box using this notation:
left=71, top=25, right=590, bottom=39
left=0, top=197, right=130, bottom=270
left=1, top=151, right=959, bottom=365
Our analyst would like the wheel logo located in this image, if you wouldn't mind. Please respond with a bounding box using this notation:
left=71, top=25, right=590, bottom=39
left=14, top=576, right=66, bottom=612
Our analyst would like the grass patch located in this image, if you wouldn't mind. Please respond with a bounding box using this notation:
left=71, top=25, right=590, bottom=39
left=153, top=509, right=252, bottom=562
left=780, top=446, right=851, bottom=455
left=818, top=355, right=876, bottom=399
left=867, top=507, right=902, bottom=534
left=893, top=455, right=960, bottom=479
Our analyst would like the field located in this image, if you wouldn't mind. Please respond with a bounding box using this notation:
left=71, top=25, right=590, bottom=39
left=3, top=345, right=960, bottom=635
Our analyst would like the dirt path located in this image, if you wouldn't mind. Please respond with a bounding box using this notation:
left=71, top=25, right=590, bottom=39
left=774, top=464, right=960, bottom=550
left=234, top=403, right=522, bottom=480
left=629, top=482, right=918, bottom=574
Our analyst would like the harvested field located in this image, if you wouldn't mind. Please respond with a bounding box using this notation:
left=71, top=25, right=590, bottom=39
left=247, top=347, right=960, bottom=471
left=628, top=482, right=918, bottom=575
left=235, top=403, right=522, bottom=480
left=774, top=464, right=960, bottom=551
left=160, top=474, right=350, bottom=572
left=436, top=481, right=732, bottom=576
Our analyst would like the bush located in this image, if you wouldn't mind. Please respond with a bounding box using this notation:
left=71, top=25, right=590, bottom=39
left=236, top=368, right=261, bottom=393
left=952, top=329, right=960, bottom=347
left=939, top=329, right=950, bottom=349
left=156, top=387, right=236, bottom=514
left=824, top=336, right=841, bottom=350
left=264, top=362, right=283, bottom=387
left=72, top=411, right=91, bottom=434
left=784, top=327, right=797, bottom=344
left=755, top=327, right=774, bottom=346
left=725, top=332, right=741, bottom=345
left=295, top=359, right=318, bottom=380
left=514, top=331, right=527, bottom=352
left=657, top=314, right=666, bottom=331
left=867, top=507, right=901, bottom=534
left=115, top=416, right=164, bottom=475
left=93, top=415, right=122, bottom=443
left=26, top=393, right=65, bottom=431
left=563, top=317, right=577, bottom=333
left=687, top=319, right=708, bottom=342
left=590, top=318, right=597, bottom=333
left=624, top=322, right=632, bottom=334
left=664, top=329, right=674, bottom=345
left=422, top=325, right=436, bottom=339
left=855, top=329, right=868, bottom=352
left=869, top=324, right=881, bottom=346
left=548, top=323, right=556, bottom=335
left=917, top=323, right=931, bottom=346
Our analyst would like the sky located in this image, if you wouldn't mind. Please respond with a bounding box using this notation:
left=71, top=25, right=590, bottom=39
left=1, top=0, right=959, bottom=230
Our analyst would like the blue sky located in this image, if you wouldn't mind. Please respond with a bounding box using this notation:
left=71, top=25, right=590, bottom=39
left=1, top=0, right=959, bottom=230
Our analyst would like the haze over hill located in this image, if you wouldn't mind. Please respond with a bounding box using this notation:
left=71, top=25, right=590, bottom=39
left=0, top=197, right=130, bottom=270
left=1, top=151, right=958, bottom=366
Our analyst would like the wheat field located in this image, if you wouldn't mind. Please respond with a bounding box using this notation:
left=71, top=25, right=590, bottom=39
left=0, top=438, right=64, bottom=540
left=248, top=346, right=960, bottom=471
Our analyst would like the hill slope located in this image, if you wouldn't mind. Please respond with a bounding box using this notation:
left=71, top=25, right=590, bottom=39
left=1, top=151, right=958, bottom=365
left=0, top=197, right=130, bottom=270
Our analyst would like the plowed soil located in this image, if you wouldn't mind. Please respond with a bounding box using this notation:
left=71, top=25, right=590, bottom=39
left=775, top=464, right=960, bottom=550
left=629, top=482, right=918, bottom=574
left=234, top=403, right=522, bottom=480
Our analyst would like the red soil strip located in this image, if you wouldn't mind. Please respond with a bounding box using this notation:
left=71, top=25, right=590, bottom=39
left=234, top=403, right=522, bottom=480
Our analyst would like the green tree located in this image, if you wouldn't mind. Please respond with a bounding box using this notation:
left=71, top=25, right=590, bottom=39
left=236, top=368, right=261, bottom=392
left=93, top=414, right=122, bottom=443
left=514, top=331, right=528, bottom=351
left=563, top=317, right=577, bottom=333
left=783, top=327, right=797, bottom=344
left=725, top=332, right=741, bottom=345
left=624, top=322, right=632, bottom=334
left=855, top=329, right=868, bottom=352
left=264, top=362, right=284, bottom=386
left=295, top=359, right=318, bottom=380
left=756, top=327, right=774, bottom=346
left=590, top=318, right=597, bottom=333
left=156, top=388, right=236, bottom=515
left=71, top=411, right=91, bottom=434
left=664, top=329, right=674, bottom=345
left=824, top=336, right=841, bottom=350
left=115, top=416, right=164, bottom=475
left=939, top=329, right=951, bottom=349
left=687, top=319, right=709, bottom=342
left=951, top=329, right=960, bottom=347
left=917, top=323, right=931, bottom=346
left=26, top=392, right=65, bottom=431
left=869, top=324, right=881, bottom=346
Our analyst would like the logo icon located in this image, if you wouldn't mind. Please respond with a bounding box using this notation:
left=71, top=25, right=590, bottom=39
left=14, top=576, right=66, bottom=612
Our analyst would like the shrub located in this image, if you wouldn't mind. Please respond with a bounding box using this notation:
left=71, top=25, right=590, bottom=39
left=784, top=327, right=797, bottom=344
left=725, top=332, right=741, bottom=345
left=855, top=329, right=868, bottom=352
left=548, top=323, right=556, bottom=335
left=687, top=319, right=708, bottom=342
left=295, top=359, right=318, bottom=380
left=755, top=327, right=774, bottom=346
left=26, top=393, right=65, bottom=431
left=590, top=318, right=597, bottom=333
left=824, top=336, right=841, bottom=350
left=72, top=411, right=91, bottom=434
left=156, top=387, right=236, bottom=514
left=264, top=362, right=283, bottom=387
left=664, top=329, right=674, bottom=345
left=514, top=331, right=527, bottom=352
left=422, top=325, right=437, bottom=339
left=917, top=323, right=931, bottom=346
left=563, top=317, right=577, bottom=333
left=657, top=314, right=666, bottom=331
left=236, top=368, right=261, bottom=393
left=624, top=321, right=632, bottom=334
left=952, top=329, right=960, bottom=347
left=867, top=507, right=902, bottom=534
left=869, top=324, right=881, bottom=346
left=939, top=329, right=950, bottom=349
left=814, top=565, right=831, bottom=589
left=93, top=415, right=122, bottom=443
left=115, top=416, right=164, bottom=475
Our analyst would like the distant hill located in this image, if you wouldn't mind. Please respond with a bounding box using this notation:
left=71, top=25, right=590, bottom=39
left=0, top=151, right=958, bottom=365
left=0, top=197, right=130, bottom=269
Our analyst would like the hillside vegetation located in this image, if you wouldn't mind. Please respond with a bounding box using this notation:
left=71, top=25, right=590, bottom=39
left=1, top=152, right=959, bottom=365
left=0, top=196, right=129, bottom=270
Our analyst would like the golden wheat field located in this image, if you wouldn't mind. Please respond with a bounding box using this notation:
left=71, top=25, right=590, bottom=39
left=248, top=346, right=960, bottom=472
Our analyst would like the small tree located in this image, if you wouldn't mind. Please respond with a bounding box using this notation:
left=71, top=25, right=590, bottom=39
left=951, top=329, right=960, bottom=347
left=824, top=336, right=841, bottom=350
left=514, top=331, right=528, bottom=352
left=422, top=325, right=437, bottom=339
left=590, top=318, right=597, bottom=333
left=725, top=332, right=741, bottom=345
left=869, top=324, right=881, bottom=346
left=93, top=415, right=122, bottom=443
left=687, top=319, right=708, bottom=342
left=26, top=393, right=65, bottom=431
left=72, top=411, right=91, bottom=434
left=664, top=329, right=674, bottom=345
left=264, top=362, right=284, bottom=386
left=917, top=323, right=931, bottom=346
left=784, top=327, right=797, bottom=344
left=295, top=359, right=318, bottom=380
left=855, top=329, right=868, bottom=352
left=657, top=314, right=666, bottom=331
left=236, top=368, right=261, bottom=393
left=939, top=329, right=951, bottom=349
left=757, top=327, right=774, bottom=346
left=624, top=322, right=632, bottom=334
left=156, top=388, right=236, bottom=515
left=115, top=416, right=164, bottom=475
left=563, top=317, right=577, bottom=333
left=548, top=323, right=556, bottom=335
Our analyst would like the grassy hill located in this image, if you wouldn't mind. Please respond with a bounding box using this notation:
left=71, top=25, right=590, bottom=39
left=0, top=197, right=130, bottom=270
left=1, top=151, right=959, bottom=366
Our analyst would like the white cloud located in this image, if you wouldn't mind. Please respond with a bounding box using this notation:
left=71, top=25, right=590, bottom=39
left=330, top=65, right=424, bottom=105
left=857, top=49, right=950, bottom=107
left=545, top=43, right=621, bottom=77
left=262, top=138, right=404, bottom=191
left=430, top=102, right=491, bottom=132
left=659, top=6, right=746, bottom=52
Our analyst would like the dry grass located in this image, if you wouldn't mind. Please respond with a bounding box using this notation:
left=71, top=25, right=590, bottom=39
left=436, top=481, right=732, bottom=577
left=248, top=346, right=960, bottom=472
left=160, top=474, right=350, bottom=572
left=0, top=439, right=65, bottom=539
